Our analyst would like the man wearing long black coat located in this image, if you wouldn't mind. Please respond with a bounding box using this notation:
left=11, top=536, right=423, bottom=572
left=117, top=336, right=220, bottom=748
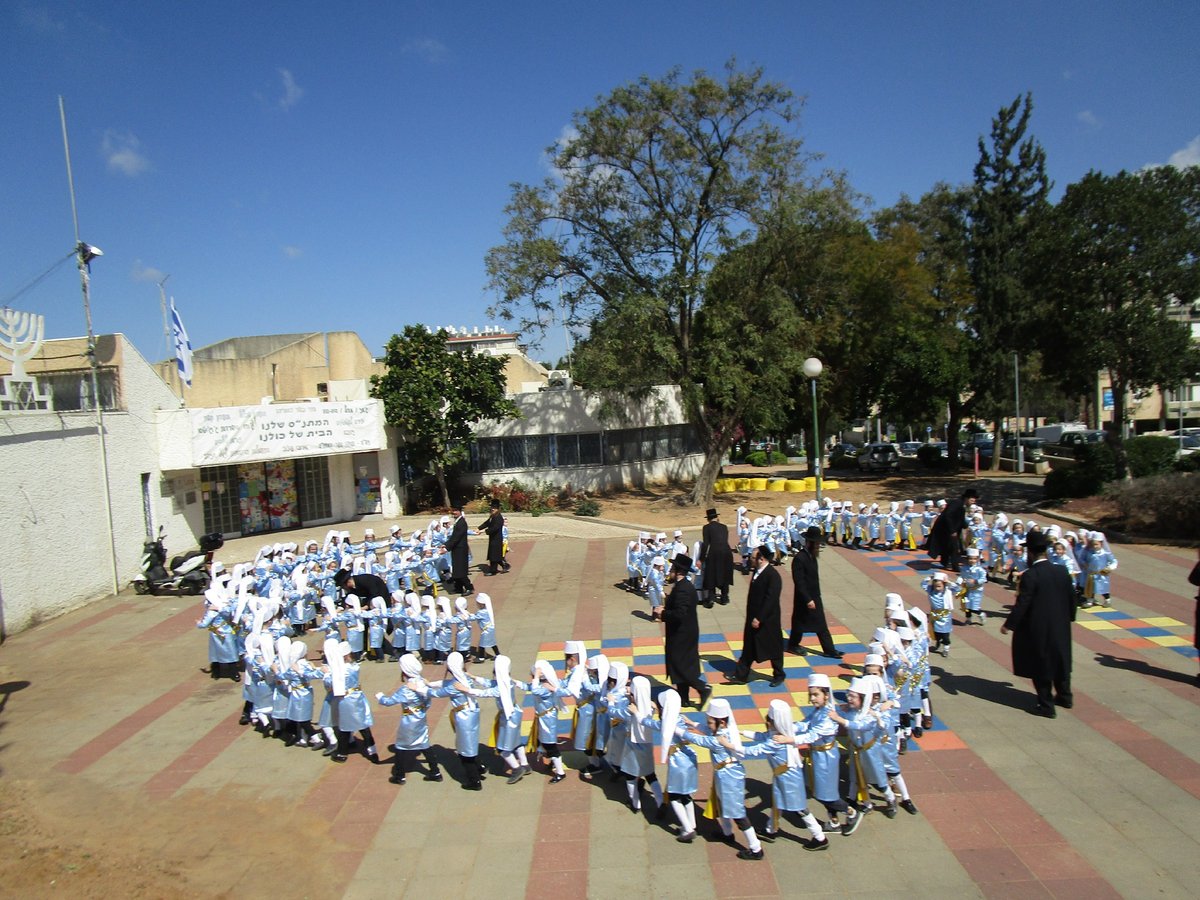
left=787, top=526, right=843, bottom=659
left=662, top=553, right=711, bottom=708
left=478, top=501, right=508, bottom=575
left=444, top=506, right=474, bottom=595
left=729, top=545, right=786, bottom=686
left=1001, top=531, right=1076, bottom=717
left=926, top=488, right=978, bottom=572
left=699, top=507, right=734, bottom=607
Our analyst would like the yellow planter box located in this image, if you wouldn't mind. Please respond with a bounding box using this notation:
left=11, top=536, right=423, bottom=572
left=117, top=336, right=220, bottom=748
left=735, top=478, right=750, bottom=491
left=748, top=478, right=769, bottom=491
left=784, top=479, right=806, bottom=492
left=823, top=479, right=840, bottom=490
left=766, top=479, right=786, bottom=491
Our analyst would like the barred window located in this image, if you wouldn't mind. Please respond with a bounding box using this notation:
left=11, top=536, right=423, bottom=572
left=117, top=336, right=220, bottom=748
left=578, top=432, right=603, bottom=465
left=38, top=368, right=121, bottom=411
left=556, top=434, right=579, bottom=467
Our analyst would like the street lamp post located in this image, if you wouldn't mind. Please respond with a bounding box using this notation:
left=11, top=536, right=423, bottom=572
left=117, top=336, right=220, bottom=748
left=804, top=357, right=823, bottom=501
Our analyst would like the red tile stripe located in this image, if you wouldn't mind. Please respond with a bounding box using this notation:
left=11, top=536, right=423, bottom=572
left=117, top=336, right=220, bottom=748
left=36, top=601, right=136, bottom=644
left=56, top=672, right=207, bottom=774
left=524, top=539, right=604, bottom=900
left=143, top=710, right=244, bottom=797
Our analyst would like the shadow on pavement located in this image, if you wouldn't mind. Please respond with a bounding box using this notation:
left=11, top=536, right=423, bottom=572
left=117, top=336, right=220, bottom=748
left=933, top=668, right=1031, bottom=711
left=1093, top=652, right=1198, bottom=688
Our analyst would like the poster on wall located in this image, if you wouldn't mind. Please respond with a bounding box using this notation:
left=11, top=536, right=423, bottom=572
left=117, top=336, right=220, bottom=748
left=239, top=463, right=268, bottom=534
left=190, top=401, right=385, bottom=466
left=266, top=460, right=298, bottom=529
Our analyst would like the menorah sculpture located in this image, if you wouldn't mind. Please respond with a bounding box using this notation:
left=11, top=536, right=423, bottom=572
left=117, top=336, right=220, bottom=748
left=0, top=308, right=53, bottom=412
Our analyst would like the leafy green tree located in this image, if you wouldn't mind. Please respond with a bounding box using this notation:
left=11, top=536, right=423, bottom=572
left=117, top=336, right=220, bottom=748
left=370, top=325, right=519, bottom=507
left=967, top=93, right=1051, bottom=469
left=1030, top=166, right=1200, bottom=476
left=485, top=62, right=814, bottom=504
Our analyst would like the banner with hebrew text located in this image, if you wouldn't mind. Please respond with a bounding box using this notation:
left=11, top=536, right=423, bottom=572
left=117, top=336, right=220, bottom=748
left=190, top=400, right=385, bottom=465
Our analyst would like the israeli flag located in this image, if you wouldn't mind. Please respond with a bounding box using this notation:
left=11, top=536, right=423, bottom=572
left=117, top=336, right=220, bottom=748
left=169, top=297, right=193, bottom=388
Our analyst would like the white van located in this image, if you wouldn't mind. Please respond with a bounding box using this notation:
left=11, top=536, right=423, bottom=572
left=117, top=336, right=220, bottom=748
left=1034, top=423, right=1086, bottom=445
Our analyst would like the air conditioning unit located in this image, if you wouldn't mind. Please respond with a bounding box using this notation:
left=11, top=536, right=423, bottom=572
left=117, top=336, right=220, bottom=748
left=546, top=370, right=572, bottom=390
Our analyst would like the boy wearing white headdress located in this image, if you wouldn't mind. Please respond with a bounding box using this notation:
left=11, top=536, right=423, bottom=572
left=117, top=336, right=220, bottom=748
left=961, top=548, right=988, bottom=626
left=646, top=556, right=667, bottom=620
left=527, top=660, right=569, bottom=783
left=922, top=571, right=956, bottom=657
left=615, top=675, right=666, bottom=815
left=197, top=588, right=240, bottom=680
left=364, top=596, right=389, bottom=662
left=1082, top=532, right=1118, bottom=607
left=680, top=697, right=763, bottom=859
left=569, top=655, right=604, bottom=768
left=884, top=502, right=903, bottom=550
left=432, top=597, right=455, bottom=663
left=282, top=641, right=323, bottom=747
left=840, top=676, right=897, bottom=818
left=376, top=653, right=443, bottom=784
left=429, top=652, right=486, bottom=790
left=469, top=592, right=499, bottom=662
left=471, top=655, right=530, bottom=783
left=741, top=699, right=828, bottom=850
left=863, top=656, right=918, bottom=816
left=321, top=638, right=379, bottom=764
left=774, top=673, right=855, bottom=836
left=635, top=688, right=700, bottom=841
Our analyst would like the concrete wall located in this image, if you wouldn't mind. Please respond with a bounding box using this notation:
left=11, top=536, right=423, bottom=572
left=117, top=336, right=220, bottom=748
left=463, top=454, right=704, bottom=494
left=0, top=335, right=191, bottom=637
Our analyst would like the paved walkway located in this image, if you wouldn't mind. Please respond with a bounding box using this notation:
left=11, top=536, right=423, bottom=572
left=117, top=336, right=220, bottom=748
left=1, top=513, right=1197, bottom=898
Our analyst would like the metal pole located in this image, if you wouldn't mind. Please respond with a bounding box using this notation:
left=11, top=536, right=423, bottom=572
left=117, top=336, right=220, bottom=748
left=811, top=377, right=822, bottom=502
left=61, top=96, right=120, bottom=596
left=1014, top=352, right=1024, bottom=473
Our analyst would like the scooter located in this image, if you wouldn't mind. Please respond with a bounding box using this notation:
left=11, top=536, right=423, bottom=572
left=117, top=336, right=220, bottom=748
left=132, top=527, right=224, bottom=596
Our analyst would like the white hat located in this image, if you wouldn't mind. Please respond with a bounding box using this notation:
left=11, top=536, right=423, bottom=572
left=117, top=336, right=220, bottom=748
left=608, top=660, right=629, bottom=695
left=884, top=592, right=905, bottom=612
left=896, top=626, right=916, bottom=641
left=493, top=655, right=515, bottom=718
left=864, top=653, right=885, bottom=668
left=707, top=697, right=732, bottom=719
left=399, top=653, right=423, bottom=680
left=767, top=699, right=801, bottom=768
left=930, top=570, right=948, bottom=582
left=629, top=676, right=653, bottom=744
left=659, top=689, right=681, bottom=764
left=967, top=547, right=980, bottom=558
left=807, top=673, right=832, bottom=691
left=651, top=556, right=665, bottom=567
left=564, top=640, right=586, bottom=658
left=847, top=676, right=875, bottom=707
left=673, top=530, right=683, bottom=538
left=908, top=606, right=927, bottom=628
left=588, top=654, right=610, bottom=693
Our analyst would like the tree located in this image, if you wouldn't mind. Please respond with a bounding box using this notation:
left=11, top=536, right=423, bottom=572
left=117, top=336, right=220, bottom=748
left=485, top=62, right=813, bottom=504
left=370, top=325, right=519, bottom=507
left=1030, top=166, right=1200, bottom=477
left=967, top=93, right=1051, bottom=469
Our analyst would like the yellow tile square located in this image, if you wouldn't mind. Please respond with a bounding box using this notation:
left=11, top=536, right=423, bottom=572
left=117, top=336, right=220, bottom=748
left=1142, top=617, right=1186, bottom=629
left=1079, top=620, right=1122, bottom=630
left=1149, top=635, right=1189, bottom=647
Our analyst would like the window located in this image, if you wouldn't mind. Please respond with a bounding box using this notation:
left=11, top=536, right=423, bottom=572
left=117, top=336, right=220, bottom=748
left=578, top=432, right=602, bottom=465
left=201, top=465, right=241, bottom=535
left=38, top=368, right=121, bottom=411
left=556, top=434, right=579, bottom=467
left=296, top=457, right=332, bottom=522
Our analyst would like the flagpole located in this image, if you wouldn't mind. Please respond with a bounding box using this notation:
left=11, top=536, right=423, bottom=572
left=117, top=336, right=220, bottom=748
left=60, top=95, right=120, bottom=596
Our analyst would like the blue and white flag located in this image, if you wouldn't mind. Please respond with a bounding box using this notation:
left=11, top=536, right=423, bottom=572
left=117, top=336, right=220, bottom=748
left=169, top=296, right=193, bottom=388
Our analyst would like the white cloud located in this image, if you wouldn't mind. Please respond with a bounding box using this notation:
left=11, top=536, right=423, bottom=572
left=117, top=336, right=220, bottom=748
left=1167, top=135, right=1200, bottom=169
left=401, top=37, right=448, bottom=63
left=101, top=129, right=149, bottom=176
left=282, top=245, right=302, bottom=260
left=278, top=68, right=304, bottom=110
left=1076, top=110, right=1100, bottom=129
left=131, top=261, right=166, bottom=283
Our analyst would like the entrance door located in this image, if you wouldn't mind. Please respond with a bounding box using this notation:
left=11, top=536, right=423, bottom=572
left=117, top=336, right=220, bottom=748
left=353, top=452, right=381, bottom=515
left=238, top=463, right=269, bottom=534
left=265, top=459, right=298, bottom=530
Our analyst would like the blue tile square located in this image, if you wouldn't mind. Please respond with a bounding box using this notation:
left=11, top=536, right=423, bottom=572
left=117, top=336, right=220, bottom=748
left=1128, top=626, right=1171, bottom=637
left=601, top=637, right=632, bottom=648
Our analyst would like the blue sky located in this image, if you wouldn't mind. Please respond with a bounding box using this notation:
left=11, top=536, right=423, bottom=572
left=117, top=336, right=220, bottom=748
left=2, top=1, right=1197, bottom=368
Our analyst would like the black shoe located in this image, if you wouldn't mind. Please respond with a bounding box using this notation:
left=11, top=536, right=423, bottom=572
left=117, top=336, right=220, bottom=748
left=424, top=771, right=444, bottom=782
left=1032, top=704, right=1057, bottom=718
left=802, top=836, right=829, bottom=851
left=322, top=744, right=337, bottom=757
left=697, top=687, right=712, bottom=709
left=768, top=674, right=786, bottom=687
left=880, top=802, right=897, bottom=819
left=822, top=650, right=844, bottom=660
left=911, top=726, right=923, bottom=739
left=725, top=675, right=748, bottom=685
left=463, top=782, right=483, bottom=791
left=899, top=799, right=919, bottom=815
left=841, top=812, right=863, bottom=836
left=506, top=769, right=525, bottom=785
left=238, top=714, right=250, bottom=726
left=1054, top=696, right=1073, bottom=709
left=330, top=754, right=348, bottom=763
left=736, top=848, right=764, bottom=860
left=550, top=773, right=567, bottom=784
left=388, top=774, right=406, bottom=785
left=758, top=830, right=776, bottom=843
left=676, top=830, right=696, bottom=843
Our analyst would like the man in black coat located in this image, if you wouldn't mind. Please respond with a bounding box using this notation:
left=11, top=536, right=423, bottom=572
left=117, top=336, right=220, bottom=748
left=728, top=545, right=786, bottom=686
left=478, top=500, right=509, bottom=576
left=443, top=506, right=474, bottom=595
left=699, top=507, right=734, bottom=607
left=1000, top=531, right=1076, bottom=717
left=787, top=525, right=843, bottom=659
left=662, top=553, right=711, bottom=708
left=333, top=568, right=389, bottom=605
left=926, top=488, right=978, bottom=572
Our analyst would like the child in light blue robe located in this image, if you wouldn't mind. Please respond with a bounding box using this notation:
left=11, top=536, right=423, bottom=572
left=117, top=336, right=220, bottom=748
left=781, top=674, right=857, bottom=836
left=197, top=593, right=239, bottom=679
left=862, top=661, right=917, bottom=817
left=471, top=655, right=530, bottom=783
left=961, top=549, right=988, bottom=625
left=741, top=699, right=827, bottom=848
left=614, top=676, right=664, bottom=814
left=646, top=557, right=666, bottom=619
left=321, top=638, right=377, bottom=764
left=638, top=688, right=701, bottom=842
left=376, top=653, right=442, bottom=784
left=428, top=652, right=485, bottom=790
left=527, top=660, right=569, bottom=783
left=1082, top=533, right=1118, bottom=607
left=923, top=572, right=956, bottom=656
left=840, top=677, right=896, bottom=816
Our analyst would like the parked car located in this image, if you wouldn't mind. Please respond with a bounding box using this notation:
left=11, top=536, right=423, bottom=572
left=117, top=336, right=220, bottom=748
left=928, top=441, right=949, bottom=458
left=1001, top=436, right=1045, bottom=462
left=1178, top=434, right=1200, bottom=457
left=1049, top=430, right=1105, bottom=456
left=958, top=435, right=994, bottom=464
left=828, top=442, right=860, bottom=468
left=898, top=441, right=923, bottom=458
left=858, top=442, right=900, bottom=473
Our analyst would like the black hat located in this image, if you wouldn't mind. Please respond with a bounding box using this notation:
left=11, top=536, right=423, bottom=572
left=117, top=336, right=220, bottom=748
left=705, top=507, right=719, bottom=520
left=804, top=525, right=825, bottom=543
left=671, top=553, right=693, bottom=572
left=1025, top=531, right=1050, bottom=554
left=490, top=499, right=502, bottom=509
left=333, top=569, right=350, bottom=587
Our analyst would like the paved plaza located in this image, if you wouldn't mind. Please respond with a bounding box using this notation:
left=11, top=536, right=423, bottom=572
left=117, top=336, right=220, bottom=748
left=1, top=510, right=1198, bottom=898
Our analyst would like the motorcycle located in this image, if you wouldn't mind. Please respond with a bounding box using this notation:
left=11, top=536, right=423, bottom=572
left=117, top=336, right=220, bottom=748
left=132, top=527, right=224, bottom=596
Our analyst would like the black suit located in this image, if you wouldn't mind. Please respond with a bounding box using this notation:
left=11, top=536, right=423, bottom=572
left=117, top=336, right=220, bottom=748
left=1005, top=557, right=1076, bottom=709
left=662, top=578, right=707, bottom=701
left=699, top=520, right=734, bottom=603
left=788, top=547, right=838, bottom=655
left=735, top=564, right=785, bottom=680
left=927, top=497, right=968, bottom=570
left=444, top=515, right=474, bottom=594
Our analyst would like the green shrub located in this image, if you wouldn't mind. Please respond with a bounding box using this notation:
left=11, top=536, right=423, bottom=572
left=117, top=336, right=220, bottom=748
left=745, top=450, right=767, bottom=467
left=1175, top=452, right=1200, bottom=473
left=1043, top=442, right=1118, bottom=499
left=1125, top=435, right=1181, bottom=478
left=574, top=497, right=601, bottom=517
left=1104, top=472, right=1199, bottom=539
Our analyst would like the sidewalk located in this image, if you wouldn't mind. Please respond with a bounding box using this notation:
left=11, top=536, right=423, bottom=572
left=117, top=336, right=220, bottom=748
left=1, top=512, right=1197, bottom=897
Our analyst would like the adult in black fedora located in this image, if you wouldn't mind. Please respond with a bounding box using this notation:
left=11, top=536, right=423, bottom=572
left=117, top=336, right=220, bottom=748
left=698, top=507, right=734, bottom=607
left=662, top=553, right=711, bottom=708
left=728, top=545, right=787, bottom=687
left=787, top=525, right=843, bottom=659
